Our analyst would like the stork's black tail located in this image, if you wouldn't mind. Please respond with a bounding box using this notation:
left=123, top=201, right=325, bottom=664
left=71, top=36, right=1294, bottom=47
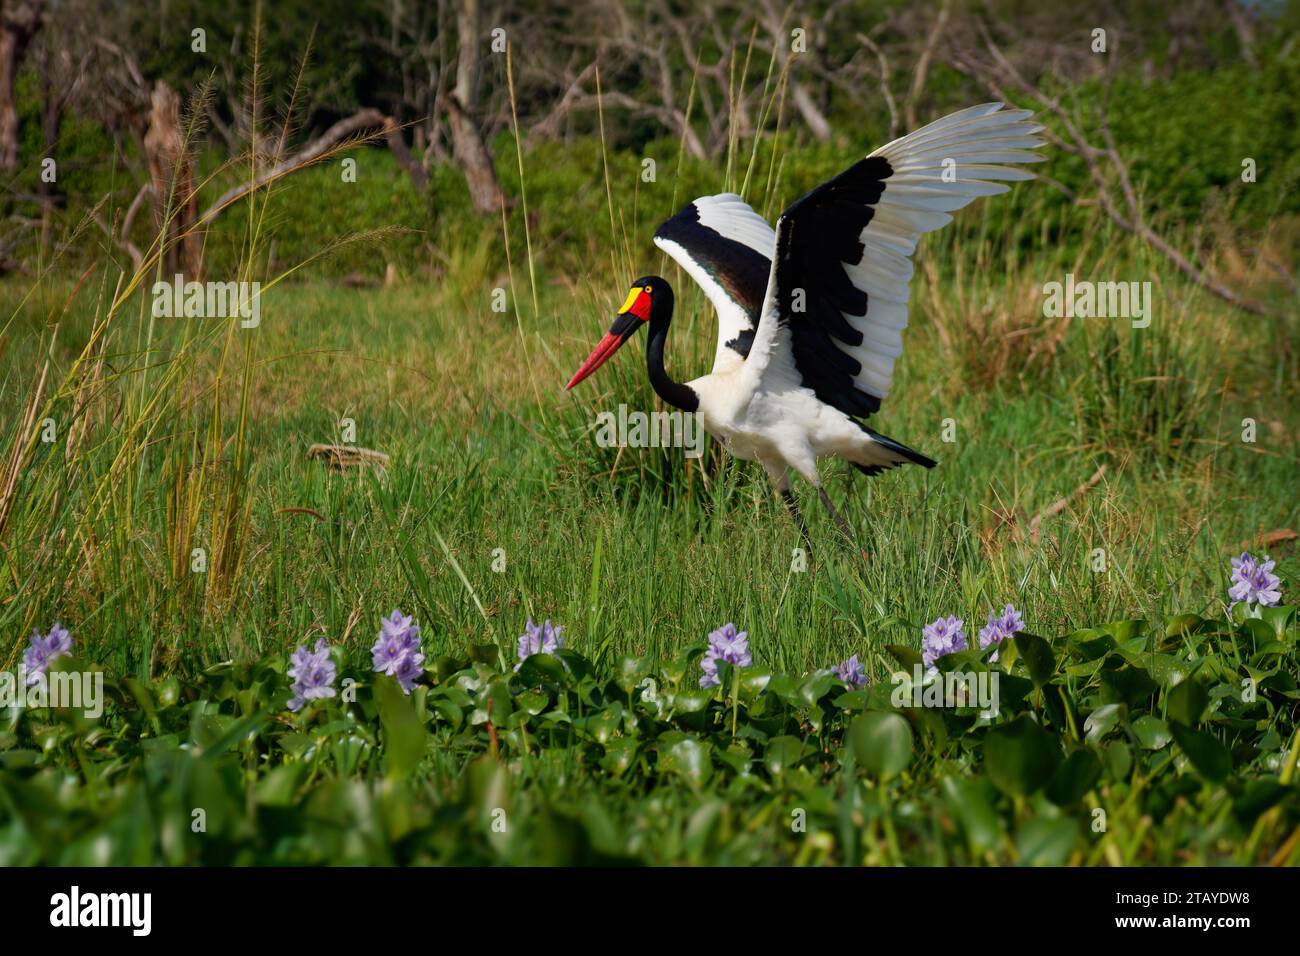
left=850, top=423, right=937, bottom=478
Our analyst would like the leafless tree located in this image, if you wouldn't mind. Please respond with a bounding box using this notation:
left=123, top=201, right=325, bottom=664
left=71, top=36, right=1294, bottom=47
left=447, top=0, right=503, bottom=214
left=0, top=0, right=41, bottom=170
left=949, top=17, right=1270, bottom=316
left=143, top=81, right=201, bottom=277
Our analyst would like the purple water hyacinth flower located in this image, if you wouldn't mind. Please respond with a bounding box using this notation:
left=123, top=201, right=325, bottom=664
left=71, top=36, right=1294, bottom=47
left=700, top=622, right=751, bottom=688
left=515, top=618, right=564, bottom=671
left=1228, top=552, right=1282, bottom=608
left=921, top=616, right=967, bottom=669
left=978, top=604, right=1025, bottom=660
left=380, top=609, right=419, bottom=641
left=22, top=623, right=73, bottom=685
left=835, top=654, right=867, bottom=687
left=371, top=609, right=421, bottom=676
left=370, top=609, right=425, bottom=694
left=393, top=649, right=426, bottom=694
left=288, top=639, right=337, bottom=711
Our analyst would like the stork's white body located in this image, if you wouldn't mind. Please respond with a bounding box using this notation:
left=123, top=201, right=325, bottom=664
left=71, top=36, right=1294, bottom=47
left=687, top=370, right=886, bottom=490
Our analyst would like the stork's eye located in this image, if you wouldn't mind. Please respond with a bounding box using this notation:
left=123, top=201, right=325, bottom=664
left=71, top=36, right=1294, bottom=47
left=643, top=285, right=653, bottom=293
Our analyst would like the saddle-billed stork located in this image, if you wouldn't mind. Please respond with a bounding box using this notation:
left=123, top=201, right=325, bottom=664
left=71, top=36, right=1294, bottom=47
left=566, top=103, right=1044, bottom=546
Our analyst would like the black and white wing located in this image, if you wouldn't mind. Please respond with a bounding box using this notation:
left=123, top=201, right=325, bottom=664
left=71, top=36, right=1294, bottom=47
left=743, top=103, right=1045, bottom=414
left=653, top=193, right=776, bottom=373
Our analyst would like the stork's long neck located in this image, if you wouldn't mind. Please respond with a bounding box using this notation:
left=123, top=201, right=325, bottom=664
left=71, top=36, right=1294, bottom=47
left=646, top=305, right=698, bottom=413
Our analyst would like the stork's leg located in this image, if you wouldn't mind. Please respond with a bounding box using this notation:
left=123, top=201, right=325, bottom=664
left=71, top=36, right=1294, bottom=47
left=781, top=488, right=813, bottom=553
left=768, top=466, right=813, bottom=553
left=817, top=485, right=859, bottom=546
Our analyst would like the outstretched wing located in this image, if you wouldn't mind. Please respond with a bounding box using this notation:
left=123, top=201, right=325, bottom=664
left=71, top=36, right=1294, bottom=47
left=653, top=193, right=776, bottom=373
left=743, top=103, right=1045, bottom=415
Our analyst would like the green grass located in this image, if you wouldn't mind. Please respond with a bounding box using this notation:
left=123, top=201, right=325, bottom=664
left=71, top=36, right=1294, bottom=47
left=2, top=253, right=1295, bottom=678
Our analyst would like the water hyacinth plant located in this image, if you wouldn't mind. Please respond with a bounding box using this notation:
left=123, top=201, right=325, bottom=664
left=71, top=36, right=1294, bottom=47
left=700, top=622, right=751, bottom=688
left=371, top=610, right=425, bottom=694
left=1229, top=552, right=1282, bottom=608
left=921, top=616, right=967, bottom=669
left=835, top=654, right=867, bottom=687
left=287, top=639, right=338, bottom=711
left=978, top=604, right=1025, bottom=661
left=4, top=575, right=1298, bottom=866
left=22, top=624, right=73, bottom=685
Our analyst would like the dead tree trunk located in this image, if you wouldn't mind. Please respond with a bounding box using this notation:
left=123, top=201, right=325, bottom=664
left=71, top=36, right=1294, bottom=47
left=0, top=28, right=13, bottom=170
left=37, top=51, right=58, bottom=252
left=381, top=115, right=430, bottom=190
left=143, top=80, right=201, bottom=278
left=447, top=0, right=503, bottom=215
left=0, top=1, right=40, bottom=171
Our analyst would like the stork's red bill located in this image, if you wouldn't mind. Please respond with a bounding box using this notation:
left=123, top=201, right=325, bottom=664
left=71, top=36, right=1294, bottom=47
left=565, top=103, right=1046, bottom=549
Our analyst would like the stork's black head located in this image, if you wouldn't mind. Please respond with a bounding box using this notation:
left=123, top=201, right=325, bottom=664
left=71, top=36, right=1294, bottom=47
left=565, top=275, right=673, bottom=389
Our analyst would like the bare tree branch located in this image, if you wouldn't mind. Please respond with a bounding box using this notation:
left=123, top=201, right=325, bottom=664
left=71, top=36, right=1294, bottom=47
left=950, top=20, right=1271, bottom=316
left=757, top=0, right=830, bottom=141
left=857, top=33, right=899, bottom=140
left=905, top=0, right=949, bottom=130
left=195, top=109, right=395, bottom=228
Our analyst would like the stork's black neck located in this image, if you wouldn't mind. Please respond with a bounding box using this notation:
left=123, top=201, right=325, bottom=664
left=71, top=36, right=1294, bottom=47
left=646, top=304, right=698, bottom=413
